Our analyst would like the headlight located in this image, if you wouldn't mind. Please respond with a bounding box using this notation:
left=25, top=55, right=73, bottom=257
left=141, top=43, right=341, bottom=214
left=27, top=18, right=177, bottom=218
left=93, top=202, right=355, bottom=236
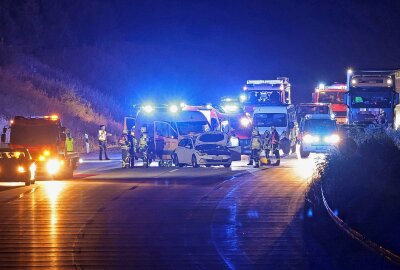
left=324, top=134, right=340, bottom=144
left=197, top=151, right=206, bottom=156
left=43, top=150, right=51, bottom=157
left=46, top=159, right=62, bottom=175
left=303, top=134, right=320, bottom=143
left=240, top=117, right=251, bottom=127
left=17, top=166, right=26, bottom=173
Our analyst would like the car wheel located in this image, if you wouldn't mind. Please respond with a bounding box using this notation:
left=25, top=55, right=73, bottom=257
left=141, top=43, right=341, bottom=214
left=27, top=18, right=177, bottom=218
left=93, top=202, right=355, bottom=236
left=281, top=138, right=290, bottom=155
left=173, top=154, right=184, bottom=167
left=192, top=155, right=199, bottom=168
left=300, top=144, right=310, bottom=158
left=224, top=163, right=232, bottom=168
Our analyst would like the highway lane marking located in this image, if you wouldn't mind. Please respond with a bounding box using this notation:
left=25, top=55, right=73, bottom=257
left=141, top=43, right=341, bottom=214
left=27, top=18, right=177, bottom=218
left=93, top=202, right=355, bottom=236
left=169, top=169, right=179, bottom=173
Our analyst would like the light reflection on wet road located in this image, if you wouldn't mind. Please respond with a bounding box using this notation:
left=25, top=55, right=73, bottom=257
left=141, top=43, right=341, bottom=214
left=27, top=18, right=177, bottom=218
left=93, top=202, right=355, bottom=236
left=0, top=155, right=361, bottom=269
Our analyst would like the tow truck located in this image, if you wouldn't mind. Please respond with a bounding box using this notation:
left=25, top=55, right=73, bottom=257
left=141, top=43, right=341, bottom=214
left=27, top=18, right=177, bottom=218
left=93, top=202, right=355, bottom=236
left=313, top=83, right=347, bottom=124
left=1, top=115, right=79, bottom=178
left=345, top=69, right=400, bottom=126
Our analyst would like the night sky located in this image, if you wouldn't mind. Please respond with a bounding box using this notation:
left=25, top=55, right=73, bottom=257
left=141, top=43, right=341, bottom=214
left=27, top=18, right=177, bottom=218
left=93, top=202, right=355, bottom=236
left=3, top=0, right=400, bottom=105
left=112, top=0, right=400, bottom=104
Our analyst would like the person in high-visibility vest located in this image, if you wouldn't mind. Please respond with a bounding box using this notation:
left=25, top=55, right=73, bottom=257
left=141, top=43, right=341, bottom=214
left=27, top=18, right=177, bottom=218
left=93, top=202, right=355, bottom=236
left=128, top=128, right=137, bottom=168
left=119, top=130, right=131, bottom=168
left=65, top=133, right=74, bottom=152
left=250, top=127, right=262, bottom=168
left=139, top=126, right=150, bottom=167
left=98, top=125, right=112, bottom=160
left=270, top=126, right=281, bottom=166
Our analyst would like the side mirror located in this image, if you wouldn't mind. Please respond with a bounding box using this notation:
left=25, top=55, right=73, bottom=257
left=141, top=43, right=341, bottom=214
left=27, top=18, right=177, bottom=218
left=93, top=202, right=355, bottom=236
left=288, top=122, right=294, bottom=129
left=2, top=127, right=7, bottom=134
left=61, top=127, right=66, bottom=133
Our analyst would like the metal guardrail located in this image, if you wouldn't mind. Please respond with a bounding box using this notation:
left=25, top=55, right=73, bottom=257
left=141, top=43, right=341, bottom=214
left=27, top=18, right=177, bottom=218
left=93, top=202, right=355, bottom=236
left=321, top=186, right=400, bottom=266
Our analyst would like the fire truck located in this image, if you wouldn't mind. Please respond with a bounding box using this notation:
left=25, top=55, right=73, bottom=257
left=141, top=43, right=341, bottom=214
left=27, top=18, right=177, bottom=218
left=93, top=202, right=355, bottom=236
left=312, top=83, right=347, bottom=124
left=345, top=70, right=400, bottom=126
left=240, top=78, right=291, bottom=114
left=1, top=115, right=80, bottom=178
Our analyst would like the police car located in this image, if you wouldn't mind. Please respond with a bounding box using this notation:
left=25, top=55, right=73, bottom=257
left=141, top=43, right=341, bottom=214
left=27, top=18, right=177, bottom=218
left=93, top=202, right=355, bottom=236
left=298, top=114, right=340, bottom=158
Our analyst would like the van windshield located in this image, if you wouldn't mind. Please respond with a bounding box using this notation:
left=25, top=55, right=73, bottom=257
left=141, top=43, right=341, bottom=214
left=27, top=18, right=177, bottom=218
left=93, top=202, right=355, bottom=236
left=176, top=121, right=210, bottom=135
left=253, top=113, right=287, bottom=127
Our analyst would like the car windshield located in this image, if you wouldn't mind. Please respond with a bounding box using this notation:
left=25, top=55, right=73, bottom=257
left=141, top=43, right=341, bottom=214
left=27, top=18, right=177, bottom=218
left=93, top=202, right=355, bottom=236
left=253, top=113, right=287, bottom=127
left=318, top=91, right=345, bottom=104
left=304, top=119, right=337, bottom=133
left=351, top=91, right=392, bottom=108
left=10, top=125, right=59, bottom=145
left=0, top=151, right=26, bottom=159
left=195, top=144, right=227, bottom=151
left=176, top=121, right=210, bottom=135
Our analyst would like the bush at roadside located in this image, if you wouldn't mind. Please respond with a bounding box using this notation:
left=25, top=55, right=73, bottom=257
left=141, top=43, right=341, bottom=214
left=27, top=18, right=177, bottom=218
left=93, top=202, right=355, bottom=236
left=315, top=134, right=400, bottom=254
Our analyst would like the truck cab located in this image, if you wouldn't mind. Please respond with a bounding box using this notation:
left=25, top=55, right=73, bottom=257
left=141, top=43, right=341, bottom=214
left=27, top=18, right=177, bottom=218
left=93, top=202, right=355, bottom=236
left=1, top=115, right=79, bottom=178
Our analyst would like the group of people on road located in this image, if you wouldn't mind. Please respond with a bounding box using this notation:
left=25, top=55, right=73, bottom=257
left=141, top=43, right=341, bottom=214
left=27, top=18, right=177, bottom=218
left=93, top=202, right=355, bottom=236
left=100, top=124, right=281, bottom=169
left=98, top=125, right=152, bottom=168
left=248, top=126, right=281, bottom=168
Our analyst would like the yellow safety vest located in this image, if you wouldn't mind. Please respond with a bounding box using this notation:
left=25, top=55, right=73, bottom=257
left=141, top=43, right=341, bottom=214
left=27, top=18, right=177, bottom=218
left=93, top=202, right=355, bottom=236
left=66, top=138, right=74, bottom=152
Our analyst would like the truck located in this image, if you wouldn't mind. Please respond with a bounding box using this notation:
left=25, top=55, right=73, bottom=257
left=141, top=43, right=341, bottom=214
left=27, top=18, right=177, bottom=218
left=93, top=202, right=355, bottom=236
left=1, top=115, right=79, bottom=178
left=312, top=83, right=347, bottom=124
left=240, top=78, right=291, bottom=115
left=345, top=70, right=400, bottom=126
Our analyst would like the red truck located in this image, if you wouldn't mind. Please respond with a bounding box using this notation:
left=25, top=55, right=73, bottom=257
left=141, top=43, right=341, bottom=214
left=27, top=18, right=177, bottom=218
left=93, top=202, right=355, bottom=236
left=1, top=115, right=79, bottom=178
left=312, top=83, right=347, bottom=124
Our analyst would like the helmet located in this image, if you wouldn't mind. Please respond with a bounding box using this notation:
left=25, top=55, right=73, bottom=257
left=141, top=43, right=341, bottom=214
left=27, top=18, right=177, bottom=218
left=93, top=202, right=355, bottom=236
left=271, top=126, right=276, bottom=130
left=264, top=130, right=270, bottom=136
left=122, top=130, right=128, bottom=135
left=140, top=126, right=147, bottom=133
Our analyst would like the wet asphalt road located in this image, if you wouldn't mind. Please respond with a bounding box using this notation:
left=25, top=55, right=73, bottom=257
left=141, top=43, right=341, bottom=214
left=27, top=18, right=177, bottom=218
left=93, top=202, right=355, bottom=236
left=0, top=153, right=393, bottom=269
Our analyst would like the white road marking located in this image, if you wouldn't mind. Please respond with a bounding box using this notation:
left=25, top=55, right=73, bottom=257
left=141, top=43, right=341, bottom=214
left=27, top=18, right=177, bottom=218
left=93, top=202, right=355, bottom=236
left=169, top=169, right=179, bottom=173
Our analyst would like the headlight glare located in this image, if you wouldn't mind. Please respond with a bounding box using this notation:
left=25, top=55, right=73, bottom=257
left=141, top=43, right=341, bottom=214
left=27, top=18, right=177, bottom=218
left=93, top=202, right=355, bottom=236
left=46, top=159, right=61, bottom=175
left=17, top=166, right=26, bottom=173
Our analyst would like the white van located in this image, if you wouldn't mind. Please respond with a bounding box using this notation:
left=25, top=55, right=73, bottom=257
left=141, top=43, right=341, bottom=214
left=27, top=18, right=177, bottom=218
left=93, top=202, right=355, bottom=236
left=252, top=105, right=297, bottom=154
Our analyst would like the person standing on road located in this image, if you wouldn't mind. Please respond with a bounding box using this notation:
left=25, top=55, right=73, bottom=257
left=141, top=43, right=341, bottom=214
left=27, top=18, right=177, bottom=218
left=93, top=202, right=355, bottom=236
left=270, top=126, right=281, bottom=166
left=98, top=125, right=112, bottom=160
left=262, top=130, right=272, bottom=165
left=139, top=126, right=150, bottom=166
left=119, top=130, right=131, bottom=168
left=65, top=133, right=74, bottom=152
left=250, top=127, right=262, bottom=168
left=128, top=128, right=137, bottom=168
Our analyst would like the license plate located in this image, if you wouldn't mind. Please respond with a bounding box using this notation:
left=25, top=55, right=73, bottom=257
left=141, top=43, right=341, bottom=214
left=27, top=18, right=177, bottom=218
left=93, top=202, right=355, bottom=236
left=316, top=147, right=327, bottom=150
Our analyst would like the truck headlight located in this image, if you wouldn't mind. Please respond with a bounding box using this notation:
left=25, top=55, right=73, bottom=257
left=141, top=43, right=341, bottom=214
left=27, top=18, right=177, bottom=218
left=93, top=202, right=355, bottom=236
left=46, top=159, right=61, bottom=175
left=17, top=166, right=26, bottom=173
left=324, top=134, right=340, bottom=144
left=303, top=134, right=319, bottom=143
